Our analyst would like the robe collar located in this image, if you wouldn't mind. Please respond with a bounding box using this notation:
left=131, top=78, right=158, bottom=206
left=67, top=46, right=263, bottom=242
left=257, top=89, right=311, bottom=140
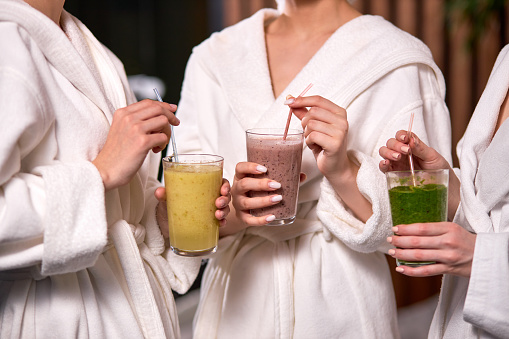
left=0, top=0, right=119, bottom=123
left=208, top=9, right=444, bottom=132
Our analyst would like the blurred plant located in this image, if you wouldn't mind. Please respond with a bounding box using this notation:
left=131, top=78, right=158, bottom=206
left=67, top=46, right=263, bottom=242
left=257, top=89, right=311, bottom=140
left=445, top=0, right=509, bottom=49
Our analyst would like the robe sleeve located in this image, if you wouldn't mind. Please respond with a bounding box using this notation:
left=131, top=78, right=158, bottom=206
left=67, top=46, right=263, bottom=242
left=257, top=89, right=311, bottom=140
left=317, top=150, right=392, bottom=253
left=463, top=232, right=509, bottom=337
left=0, top=66, right=107, bottom=276
left=316, top=64, right=452, bottom=253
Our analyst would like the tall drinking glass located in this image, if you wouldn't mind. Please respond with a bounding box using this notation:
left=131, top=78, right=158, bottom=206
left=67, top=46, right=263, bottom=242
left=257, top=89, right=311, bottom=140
left=246, top=128, right=304, bottom=226
left=386, top=169, right=448, bottom=267
left=163, top=154, right=223, bottom=256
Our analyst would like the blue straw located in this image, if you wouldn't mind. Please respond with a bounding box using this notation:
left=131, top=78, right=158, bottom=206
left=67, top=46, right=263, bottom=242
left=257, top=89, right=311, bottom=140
left=153, top=88, right=179, bottom=162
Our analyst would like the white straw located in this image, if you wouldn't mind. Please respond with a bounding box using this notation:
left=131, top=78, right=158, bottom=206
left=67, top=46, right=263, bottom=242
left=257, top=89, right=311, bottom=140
left=153, top=88, right=179, bottom=162
left=407, top=112, right=417, bottom=186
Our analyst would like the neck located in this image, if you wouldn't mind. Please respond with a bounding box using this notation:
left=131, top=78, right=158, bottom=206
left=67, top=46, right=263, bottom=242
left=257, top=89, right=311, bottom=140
left=24, top=0, right=65, bottom=26
left=271, top=0, right=361, bottom=37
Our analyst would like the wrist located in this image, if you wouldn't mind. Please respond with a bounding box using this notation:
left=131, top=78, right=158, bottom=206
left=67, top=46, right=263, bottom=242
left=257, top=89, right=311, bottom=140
left=325, top=159, right=359, bottom=190
left=92, top=159, right=114, bottom=191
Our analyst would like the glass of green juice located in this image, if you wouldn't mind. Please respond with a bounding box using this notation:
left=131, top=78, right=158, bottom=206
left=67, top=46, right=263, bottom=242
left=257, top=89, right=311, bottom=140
left=386, top=169, right=449, bottom=267
left=162, top=154, right=223, bottom=257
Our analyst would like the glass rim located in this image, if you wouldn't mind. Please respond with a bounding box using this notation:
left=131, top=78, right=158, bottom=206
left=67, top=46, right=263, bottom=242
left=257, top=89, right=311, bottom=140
left=162, top=153, right=224, bottom=164
left=246, top=128, right=304, bottom=136
left=386, top=168, right=449, bottom=175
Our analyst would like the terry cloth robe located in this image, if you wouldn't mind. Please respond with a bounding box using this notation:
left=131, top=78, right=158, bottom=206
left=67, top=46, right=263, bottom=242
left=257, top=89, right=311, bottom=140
left=428, top=45, right=509, bottom=339
left=175, top=9, right=452, bottom=339
left=0, top=1, right=200, bottom=338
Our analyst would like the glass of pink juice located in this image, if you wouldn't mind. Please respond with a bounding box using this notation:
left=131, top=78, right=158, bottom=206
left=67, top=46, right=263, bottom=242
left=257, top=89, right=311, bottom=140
left=163, top=154, right=223, bottom=256
left=246, top=128, right=304, bottom=226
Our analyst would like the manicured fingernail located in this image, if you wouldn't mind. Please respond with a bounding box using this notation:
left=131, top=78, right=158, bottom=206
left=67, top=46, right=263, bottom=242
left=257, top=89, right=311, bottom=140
left=392, top=226, right=398, bottom=233
left=256, top=165, right=267, bottom=173
left=392, top=152, right=400, bottom=159
left=400, top=134, right=406, bottom=141
left=396, top=267, right=404, bottom=273
left=266, top=215, right=276, bottom=222
left=388, top=249, right=395, bottom=256
left=271, top=195, right=283, bottom=203
left=169, top=104, right=177, bottom=110
left=387, top=237, right=392, bottom=243
left=284, top=98, right=295, bottom=105
left=401, top=146, right=409, bottom=153
left=268, top=181, right=281, bottom=189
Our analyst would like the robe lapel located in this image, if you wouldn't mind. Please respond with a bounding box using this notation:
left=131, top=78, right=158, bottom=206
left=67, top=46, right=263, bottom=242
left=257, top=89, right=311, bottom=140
left=211, top=9, right=277, bottom=131
left=471, top=55, right=509, bottom=221
left=476, top=118, right=509, bottom=215
left=457, top=45, right=509, bottom=233
left=212, top=12, right=442, bottom=133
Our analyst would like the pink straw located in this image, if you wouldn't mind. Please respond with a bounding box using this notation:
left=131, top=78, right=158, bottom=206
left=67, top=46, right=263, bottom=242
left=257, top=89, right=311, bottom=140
left=407, top=112, right=417, bottom=186
left=283, top=83, right=314, bottom=140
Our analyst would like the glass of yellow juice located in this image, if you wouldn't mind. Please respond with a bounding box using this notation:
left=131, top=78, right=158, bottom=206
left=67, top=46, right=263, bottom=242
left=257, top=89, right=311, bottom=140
left=162, top=154, right=223, bottom=257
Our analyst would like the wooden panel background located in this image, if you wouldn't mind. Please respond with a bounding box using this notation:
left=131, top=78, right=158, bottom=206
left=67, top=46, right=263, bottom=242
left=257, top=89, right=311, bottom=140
left=219, top=0, right=509, bottom=308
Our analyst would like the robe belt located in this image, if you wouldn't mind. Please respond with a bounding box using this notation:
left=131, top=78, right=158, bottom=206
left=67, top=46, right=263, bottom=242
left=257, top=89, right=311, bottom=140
left=193, top=219, right=326, bottom=339
left=249, top=220, right=326, bottom=338
left=0, top=220, right=179, bottom=336
left=108, top=219, right=168, bottom=339
left=0, top=266, right=45, bottom=280
left=244, top=219, right=324, bottom=243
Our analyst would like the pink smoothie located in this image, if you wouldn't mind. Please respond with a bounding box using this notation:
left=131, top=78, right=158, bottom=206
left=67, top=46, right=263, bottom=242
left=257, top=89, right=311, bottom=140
left=246, top=132, right=303, bottom=223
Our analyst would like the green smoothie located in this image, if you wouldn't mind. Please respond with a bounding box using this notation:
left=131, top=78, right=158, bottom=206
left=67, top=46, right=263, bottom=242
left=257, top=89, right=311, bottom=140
left=388, top=183, right=447, bottom=267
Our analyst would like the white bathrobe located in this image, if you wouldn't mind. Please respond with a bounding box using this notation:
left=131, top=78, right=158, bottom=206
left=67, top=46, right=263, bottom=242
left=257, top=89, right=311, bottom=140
left=175, top=9, right=452, bottom=339
left=428, top=45, right=509, bottom=339
left=0, top=1, right=200, bottom=338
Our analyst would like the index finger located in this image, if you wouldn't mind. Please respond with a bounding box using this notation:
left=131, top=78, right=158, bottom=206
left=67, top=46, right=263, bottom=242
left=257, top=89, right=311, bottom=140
left=220, top=178, right=231, bottom=196
left=288, top=95, right=346, bottom=118
left=234, top=162, right=267, bottom=180
left=393, top=222, right=449, bottom=236
left=395, top=263, right=447, bottom=277
left=154, top=186, right=166, bottom=201
left=132, top=99, right=181, bottom=126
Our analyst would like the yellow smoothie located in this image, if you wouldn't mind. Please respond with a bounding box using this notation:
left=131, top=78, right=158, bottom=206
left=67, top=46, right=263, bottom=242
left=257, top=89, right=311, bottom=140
left=164, top=163, right=222, bottom=254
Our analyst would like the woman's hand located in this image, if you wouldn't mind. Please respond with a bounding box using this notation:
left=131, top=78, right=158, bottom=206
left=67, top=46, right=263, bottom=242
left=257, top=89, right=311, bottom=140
left=93, top=99, right=179, bottom=191
left=286, top=94, right=372, bottom=222
left=285, top=95, right=350, bottom=180
left=378, top=130, right=449, bottom=173
left=379, top=130, right=461, bottom=219
left=231, top=162, right=284, bottom=226
left=387, top=222, right=476, bottom=278
left=154, top=179, right=231, bottom=239
left=231, top=162, right=283, bottom=227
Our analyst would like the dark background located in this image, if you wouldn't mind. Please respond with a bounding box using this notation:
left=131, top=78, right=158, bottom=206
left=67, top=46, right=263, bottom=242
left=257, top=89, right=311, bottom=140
left=64, top=0, right=218, bottom=104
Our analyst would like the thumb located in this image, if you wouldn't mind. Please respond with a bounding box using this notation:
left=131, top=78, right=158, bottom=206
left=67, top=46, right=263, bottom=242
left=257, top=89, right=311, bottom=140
left=409, top=133, right=439, bottom=164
